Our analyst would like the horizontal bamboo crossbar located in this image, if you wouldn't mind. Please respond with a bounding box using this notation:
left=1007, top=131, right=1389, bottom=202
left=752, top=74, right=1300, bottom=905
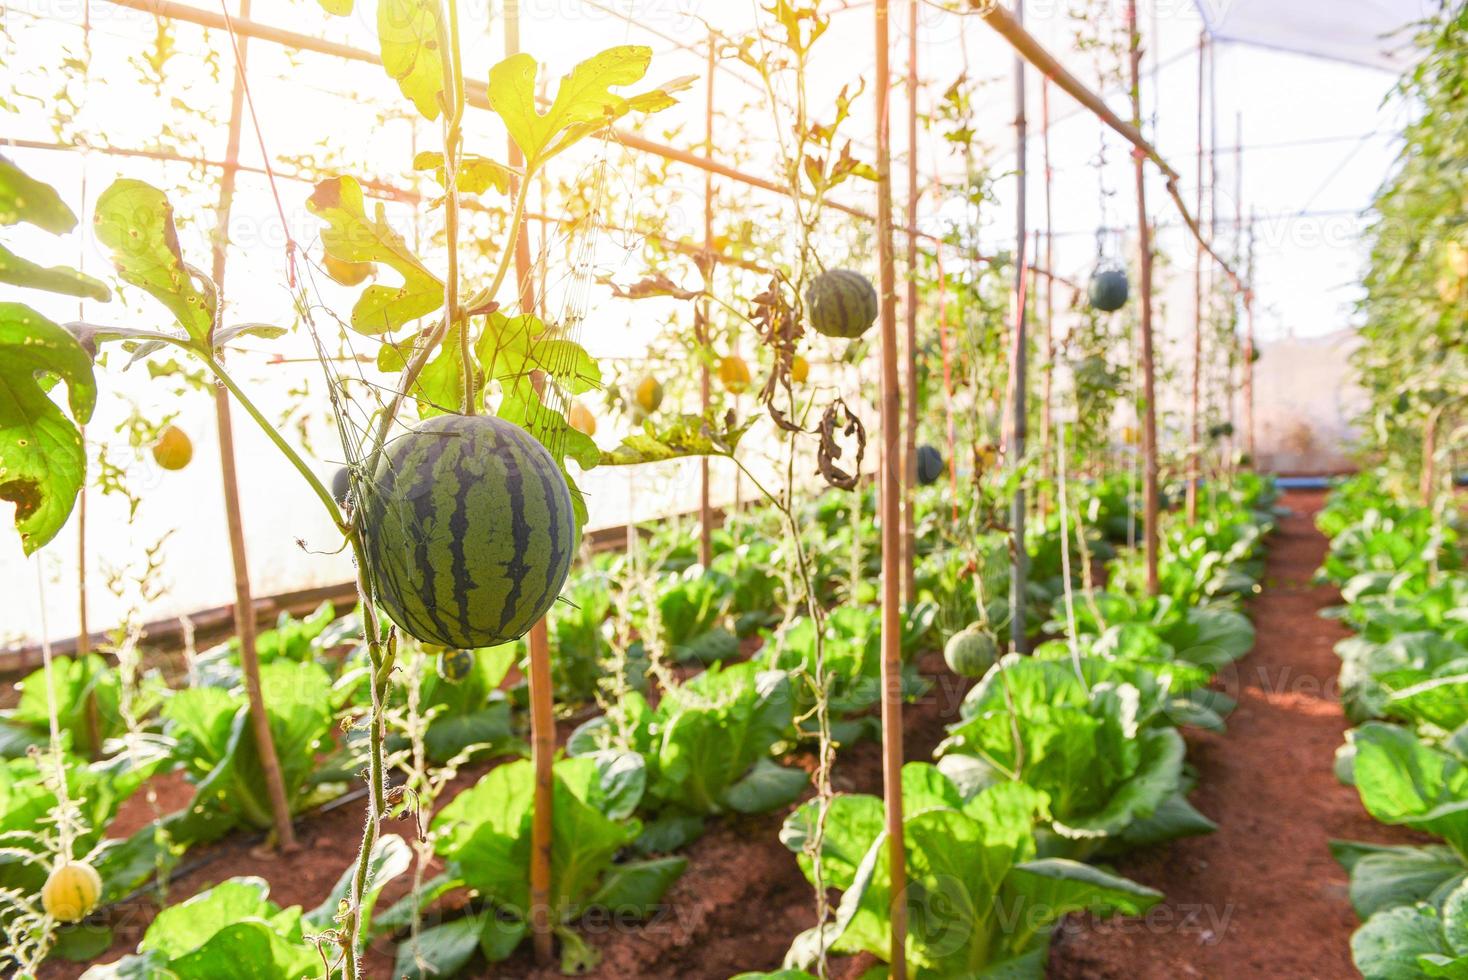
left=970, top=0, right=1248, bottom=296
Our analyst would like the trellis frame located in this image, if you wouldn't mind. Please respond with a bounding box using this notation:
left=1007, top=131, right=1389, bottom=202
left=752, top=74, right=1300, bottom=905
left=18, top=0, right=1259, bottom=968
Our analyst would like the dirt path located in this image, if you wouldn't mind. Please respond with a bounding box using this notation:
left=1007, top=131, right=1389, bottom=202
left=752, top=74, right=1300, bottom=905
left=1049, top=489, right=1417, bottom=979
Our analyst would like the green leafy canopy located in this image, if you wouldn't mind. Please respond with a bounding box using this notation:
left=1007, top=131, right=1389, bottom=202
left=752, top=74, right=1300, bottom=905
left=0, top=303, right=97, bottom=554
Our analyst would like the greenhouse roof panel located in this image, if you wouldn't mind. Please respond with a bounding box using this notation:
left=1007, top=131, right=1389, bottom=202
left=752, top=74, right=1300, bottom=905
left=1194, top=0, right=1435, bottom=70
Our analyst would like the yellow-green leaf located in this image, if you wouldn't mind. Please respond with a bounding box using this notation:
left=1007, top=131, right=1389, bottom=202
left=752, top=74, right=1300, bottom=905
left=0, top=242, right=110, bottom=301
left=412, top=152, right=516, bottom=196
left=498, top=386, right=596, bottom=535
left=0, top=155, right=77, bottom=233
left=0, top=303, right=96, bottom=555
left=488, top=46, right=688, bottom=170
left=474, top=311, right=601, bottom=396
left=379, top=0, right=444, bottom=121
left=599, top=411, right=754, bottom=466
left=306, top=176, right=443, bottom=335
left=93, top=179, right=214, bottom=345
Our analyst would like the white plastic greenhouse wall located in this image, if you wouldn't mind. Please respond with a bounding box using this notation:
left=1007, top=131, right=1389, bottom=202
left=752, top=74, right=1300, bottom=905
left=0, top=0, right=1430, bottom=646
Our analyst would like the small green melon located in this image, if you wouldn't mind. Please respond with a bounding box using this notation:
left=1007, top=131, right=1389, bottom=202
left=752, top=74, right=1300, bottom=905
left=944, top=625, right=998, bottom=678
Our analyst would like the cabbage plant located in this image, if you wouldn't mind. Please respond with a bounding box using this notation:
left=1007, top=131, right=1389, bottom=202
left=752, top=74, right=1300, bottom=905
left=936, top=656, right=1212, bottom=858
left=769, top=763, right=1160, bottom=977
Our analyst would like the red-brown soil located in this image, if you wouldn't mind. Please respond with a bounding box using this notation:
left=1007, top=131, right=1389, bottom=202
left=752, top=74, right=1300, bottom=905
left=45, top=490, right=1406, bottom=979
left=1049, top=490, right=1420, bottom=979
left=43, top=646, right=964, bottom=980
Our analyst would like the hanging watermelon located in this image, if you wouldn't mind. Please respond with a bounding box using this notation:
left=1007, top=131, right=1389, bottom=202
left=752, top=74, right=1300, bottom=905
left=1088, top=266, right=1129, bottom=312
left=331, top=465, right=351, bottom=506
left=916, top=444, right=944, bottom=485
left=806, top=269, right=878, bottom=339
left=359, top=415, right=577, bottom=649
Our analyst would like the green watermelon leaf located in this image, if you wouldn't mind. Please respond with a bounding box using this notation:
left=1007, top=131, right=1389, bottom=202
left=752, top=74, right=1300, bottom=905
left=0, top=241, right=110, bottom=301
left=598, top=411, right=755, bottom=466
left=413, top=152, right=517, bottom=196
left=378, top=0, right=444, bottom=121
left=0, top=154, right=78, bottom=233
left=93, top=179, right=216, bottom=346
left=488, top=46, right=692, bottom=171
left=390, top=318, right=472, bottom=418
left=307, top=176, right=443, bottom=335
left=498, top=386, right=598, bottom=535
left=476, top=311, right=600, bottom=395
left=0, top=303, right=96, bottom=555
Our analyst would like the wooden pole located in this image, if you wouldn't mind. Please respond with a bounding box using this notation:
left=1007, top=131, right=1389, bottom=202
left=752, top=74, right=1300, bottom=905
left=873, top=2, right=908, bottom=974
left=212, top=0, right=297, bottom=852
left=699, top=32, right=715, bottom=570
left=901, top=0, right=919, bottom=606
left=1244, top=209, right=1256, bottom=462
left=1038, top=80, right=1054, bottom=518
left=1008, top=0, right=1030, bottom=652
left=1186, top=31, right=1204, bottom=523
left=1421, top=408, right=1438, bottom=507
left=1207, top=37, right=1221, bottom=471
left=1127, top=0, right=1160, bottom=595
left=502, top=1, right=553, bottom=964
left=77, top=427, right=101, bottom=756
left=76, top=430, right=89, bottom=658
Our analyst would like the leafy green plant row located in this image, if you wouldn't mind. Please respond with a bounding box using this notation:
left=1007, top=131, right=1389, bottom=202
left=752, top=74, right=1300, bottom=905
left=726, top=474, right=1279, bottom=978
left=1317, top=475, right=1468, bottom=978
left=5, top=470, right=1274, bottom=977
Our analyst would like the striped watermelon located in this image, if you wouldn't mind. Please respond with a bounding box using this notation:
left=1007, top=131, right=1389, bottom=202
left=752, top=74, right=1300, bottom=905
left=330, top=465, right=351, bottom=506
left=360, top=414, right=577, bottom=648
left=1088, top=267, right=1129, bottom=312
left=806, top=269, right=878, bottom=339
left=916, top=444, right=943, bottom=485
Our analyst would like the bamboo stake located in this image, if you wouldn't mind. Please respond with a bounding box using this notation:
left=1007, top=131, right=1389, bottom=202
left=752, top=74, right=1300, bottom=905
left=77, top=426, right=101, bottom=756
left=76, top=430, right=89, bottom=659
left=211, top=0, right=297, bottom=852
left=1233, top=111, right=1244, bottom=467
left=1244, top=210, right=1256, bottom=461
left=1127, top=0, right=1160, bottom=596
left=699, top=32, right=715, bottom=570
left=1038, top=80, right=1054, bottom=518
left=501, top=1, right=553, bottom=964
left=1186, top=31, right=1204, bottom=524
left=873, top=2, right=908, bottom=974
left=1421, top=408, right=1438, bottom=507
left=1008, top=0, right=1031, bottom=652
left=900, top=0, right=920, bottom=606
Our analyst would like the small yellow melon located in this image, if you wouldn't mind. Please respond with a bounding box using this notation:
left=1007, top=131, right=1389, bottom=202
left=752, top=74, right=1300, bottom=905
left=633, top=376, right=664, bottom=415
left=568, top=400, right=596, bottom=437
left=151, top=425, right=193, bottom=471
left=719, top=355, right=752, bottom=394
left=42, top=860, right=102, bottom=923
